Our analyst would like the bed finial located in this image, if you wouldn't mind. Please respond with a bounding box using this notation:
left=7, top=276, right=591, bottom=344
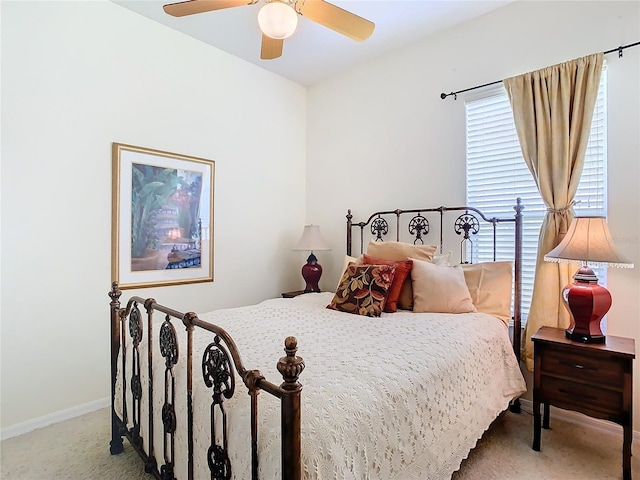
left=109, top=281, right=124, bottom=456
left=182, top=311, right=198, bottom=329
left=144, top=298, right=156, bottom=314
left=277, top=336, right=305, bottom=390
left=109, top=282, right=122, bottom=303
left=278, top=336, right=304, bottom=478
left=514, top=197, right=524, bottom=215
left=346, top=210, right=353, bottom=256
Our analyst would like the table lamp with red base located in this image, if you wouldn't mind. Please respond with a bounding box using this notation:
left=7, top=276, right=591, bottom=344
left=293, top=225, right=331, bottom=293
left=544, top=216, right=634, bottom=343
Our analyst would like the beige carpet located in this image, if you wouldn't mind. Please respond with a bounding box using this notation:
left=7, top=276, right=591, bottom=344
left=1, top=406, right=638, bottom=479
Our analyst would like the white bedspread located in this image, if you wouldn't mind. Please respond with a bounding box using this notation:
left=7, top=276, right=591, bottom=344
left=117, top=292, right=526, bottom=480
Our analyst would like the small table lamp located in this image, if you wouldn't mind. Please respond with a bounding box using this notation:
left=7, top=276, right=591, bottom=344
left=293, top=225, right=331, bottom=293
left=544, top=216, right=634, bottom=343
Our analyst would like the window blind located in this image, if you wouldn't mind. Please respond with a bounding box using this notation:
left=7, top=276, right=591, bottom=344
left=465, top=67, right=607, bottom=320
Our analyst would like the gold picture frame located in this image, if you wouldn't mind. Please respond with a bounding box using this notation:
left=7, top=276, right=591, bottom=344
left=112, top=143, right=215, bottom=289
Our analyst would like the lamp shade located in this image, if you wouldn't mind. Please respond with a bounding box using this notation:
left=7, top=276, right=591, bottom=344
left=258, top=1, right=298, bottom=40
left=293, top=225, right=330, bottom=252
left=544, top=216, right=633, bottom=268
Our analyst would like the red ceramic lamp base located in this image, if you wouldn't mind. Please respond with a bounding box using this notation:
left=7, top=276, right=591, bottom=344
left=301, top=253, right=322, bottom=293
left=563, top=266, right=610, bottom=344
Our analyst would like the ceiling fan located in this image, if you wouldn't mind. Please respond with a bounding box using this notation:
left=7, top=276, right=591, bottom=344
left=162, top=0, right=375, bottom=60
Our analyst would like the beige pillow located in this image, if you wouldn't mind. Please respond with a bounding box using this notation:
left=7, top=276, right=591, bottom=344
left=366, top=240, right=437, bottom=262
left=366, top=241, right=438, bottom=310
left=410, top=258, right=476, bottom=314
left=461, top=261, right=513, bottom=324
left=336, top=255, right=361, bottom=290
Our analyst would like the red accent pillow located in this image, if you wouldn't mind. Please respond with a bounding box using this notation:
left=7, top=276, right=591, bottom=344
left=362, top=254, right=413, bottom=313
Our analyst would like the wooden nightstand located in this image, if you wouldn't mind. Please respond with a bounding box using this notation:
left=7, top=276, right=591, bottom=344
left=532, top=326, right=635, bottom=480
left=281, top=290, right=306, bottom=298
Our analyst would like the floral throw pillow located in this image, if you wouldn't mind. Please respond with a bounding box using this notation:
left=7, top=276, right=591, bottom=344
left=362, top=254, right=413, bottom=313
left=326, top=264, right=397, bottom=317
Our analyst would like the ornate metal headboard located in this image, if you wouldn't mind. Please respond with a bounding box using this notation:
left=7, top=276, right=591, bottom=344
left=346, top=199, right=524, bottom=361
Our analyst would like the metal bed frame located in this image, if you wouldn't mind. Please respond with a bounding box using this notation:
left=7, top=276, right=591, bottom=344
left=109, top=199, right=523, bottom=480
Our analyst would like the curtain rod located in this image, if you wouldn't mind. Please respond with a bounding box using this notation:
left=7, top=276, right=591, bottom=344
left=440, top=40, right=640, bottom=100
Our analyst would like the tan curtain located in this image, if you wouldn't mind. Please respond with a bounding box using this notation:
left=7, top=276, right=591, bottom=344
left=504, top=53, right=603, bottom=371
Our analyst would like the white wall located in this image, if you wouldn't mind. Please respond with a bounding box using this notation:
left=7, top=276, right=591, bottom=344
left=307, top=1, right=640, bottom=427
left=1, top=1, right=306, bottom=429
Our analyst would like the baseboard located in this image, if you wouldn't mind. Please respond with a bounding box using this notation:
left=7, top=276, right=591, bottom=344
left=519, top=398, right=640, bottom=443
left=1, top=397, right=110, bottom=441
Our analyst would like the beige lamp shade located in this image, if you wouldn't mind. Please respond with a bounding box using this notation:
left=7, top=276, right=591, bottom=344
left=544, top=216, right=633, bottom=268
left=293, top=225, right=331, bottom=252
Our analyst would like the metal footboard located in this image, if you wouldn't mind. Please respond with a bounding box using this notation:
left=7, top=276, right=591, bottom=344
left=109, top=282, right=305, bottom=480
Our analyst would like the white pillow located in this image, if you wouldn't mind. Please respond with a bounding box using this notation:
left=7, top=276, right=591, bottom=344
left=432, top=251, right=453, bottom=266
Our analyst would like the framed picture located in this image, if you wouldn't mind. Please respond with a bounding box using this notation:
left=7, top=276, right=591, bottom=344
left=112, top=143, right=215, bottom=289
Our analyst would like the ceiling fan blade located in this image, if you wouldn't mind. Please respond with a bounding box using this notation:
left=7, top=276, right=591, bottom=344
left=261, top=35, right=284, bottom=60
left=163, top=0, right=255, bottom=17
left=297, top=0, right=374, bottom=42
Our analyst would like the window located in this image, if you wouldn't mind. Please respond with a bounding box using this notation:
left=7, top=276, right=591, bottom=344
left=465, top=66, right=607, bottom=320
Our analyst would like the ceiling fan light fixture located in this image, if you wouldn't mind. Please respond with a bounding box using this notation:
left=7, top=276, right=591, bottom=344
left=258, top=1, right=298, bottom=40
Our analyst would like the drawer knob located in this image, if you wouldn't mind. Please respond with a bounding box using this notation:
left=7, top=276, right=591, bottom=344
left=560, top=360, right=596, bottom=371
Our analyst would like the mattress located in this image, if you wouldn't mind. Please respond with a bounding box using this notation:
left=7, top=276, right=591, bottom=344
left=116, top=291, right=526, bottom=479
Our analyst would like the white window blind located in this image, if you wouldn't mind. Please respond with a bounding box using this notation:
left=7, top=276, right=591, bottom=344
left=465, top=66, right=607, bottom=320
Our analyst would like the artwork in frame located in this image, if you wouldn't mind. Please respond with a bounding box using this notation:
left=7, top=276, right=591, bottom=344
left=112, top=143, right=215, bottom=289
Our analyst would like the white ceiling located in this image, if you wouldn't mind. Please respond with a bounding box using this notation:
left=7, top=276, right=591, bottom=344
left=114, top=0, right=514, bottom=85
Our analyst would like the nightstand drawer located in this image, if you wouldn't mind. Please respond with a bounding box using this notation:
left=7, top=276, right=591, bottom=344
left=540, top=375, right=622, bottom=416
left=541, top=346, right=624, bottom=388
